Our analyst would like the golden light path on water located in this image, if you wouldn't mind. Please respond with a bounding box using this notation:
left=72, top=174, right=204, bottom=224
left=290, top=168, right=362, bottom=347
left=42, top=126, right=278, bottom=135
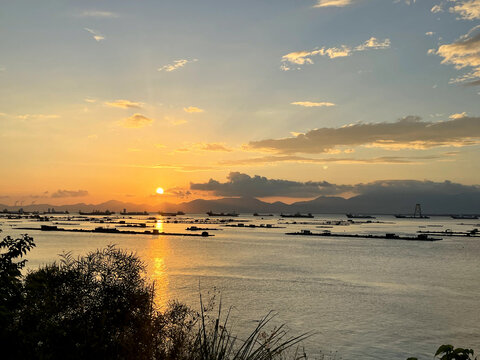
left=145, top=219, right=170, bottom=309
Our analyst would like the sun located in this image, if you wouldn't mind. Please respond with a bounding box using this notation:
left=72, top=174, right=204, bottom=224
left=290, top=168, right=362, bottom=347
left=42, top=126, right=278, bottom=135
left=156, top=187, right=164, bottom=195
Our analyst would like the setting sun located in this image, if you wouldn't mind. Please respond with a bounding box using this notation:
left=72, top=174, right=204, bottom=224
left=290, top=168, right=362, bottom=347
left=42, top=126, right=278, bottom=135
left=156, top=187, right=164, bottom=195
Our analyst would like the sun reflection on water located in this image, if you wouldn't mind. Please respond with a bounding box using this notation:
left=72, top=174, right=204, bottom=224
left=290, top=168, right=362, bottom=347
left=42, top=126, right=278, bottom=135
left=145, top=236, right=170, bottom=310
left=155, top=219, right=164, bottom=232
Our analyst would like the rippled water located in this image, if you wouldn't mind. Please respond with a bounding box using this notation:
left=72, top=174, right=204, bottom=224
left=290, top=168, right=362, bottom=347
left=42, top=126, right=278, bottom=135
left=2, top=214, right=479, bottom=359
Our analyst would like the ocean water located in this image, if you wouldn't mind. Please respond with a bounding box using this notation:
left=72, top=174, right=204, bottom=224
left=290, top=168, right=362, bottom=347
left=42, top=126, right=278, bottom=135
left=1, top=214, right=479, bottom=359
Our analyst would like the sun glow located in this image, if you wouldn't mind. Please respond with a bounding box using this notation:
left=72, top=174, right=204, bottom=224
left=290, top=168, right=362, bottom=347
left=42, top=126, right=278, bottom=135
left=156, top=187, right=164, bottom=194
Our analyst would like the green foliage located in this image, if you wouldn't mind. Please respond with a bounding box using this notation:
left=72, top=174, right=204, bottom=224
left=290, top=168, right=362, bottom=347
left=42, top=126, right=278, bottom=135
left=435, top=345, right=476, bottom=360
left=15, top=245, right=163, bottom=359
left=407, top=345, right=477, bottom=360
left=0, top=234, right=35, bottom=340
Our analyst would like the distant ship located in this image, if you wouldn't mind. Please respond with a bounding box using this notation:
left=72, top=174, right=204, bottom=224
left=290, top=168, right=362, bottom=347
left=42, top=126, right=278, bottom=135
left=280, top=212, right=314, bottom=218
left=253, top=213, right=273, bottom=217
left=346, top=213, right=376, bottom=219
left=79, top=210, right=115, bottom=216
left=395, top=204, right=429, bottom=219
left=120, top=209, right=149, bottom=216
left=42, top=208, right=69, bottom=215
left=158, top=211, right=185, bottom=216
left=206, top=211, right=238, bottom=217
left=451, top=214, right=478, bottom=219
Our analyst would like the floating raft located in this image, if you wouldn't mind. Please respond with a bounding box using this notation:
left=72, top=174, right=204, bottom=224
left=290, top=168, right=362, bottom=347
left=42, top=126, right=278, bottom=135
left=417, top=229, right=479, bottom=237
left=286, top=230, right=441, bottom=241
left=18, top=225, right=214, bottom=237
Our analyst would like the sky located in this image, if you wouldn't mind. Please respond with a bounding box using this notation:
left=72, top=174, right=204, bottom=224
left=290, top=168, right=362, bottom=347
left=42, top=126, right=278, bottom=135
left=1, top=0, right=479, bottom=205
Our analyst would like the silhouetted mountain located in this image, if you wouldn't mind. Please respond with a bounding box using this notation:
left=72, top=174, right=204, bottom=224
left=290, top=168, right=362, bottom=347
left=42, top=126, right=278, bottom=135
left=1, top=191, right=479, bottom=215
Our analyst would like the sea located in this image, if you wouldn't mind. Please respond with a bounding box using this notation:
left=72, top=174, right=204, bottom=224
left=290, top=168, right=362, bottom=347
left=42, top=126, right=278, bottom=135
left=1, top=213, right=479, bottom=359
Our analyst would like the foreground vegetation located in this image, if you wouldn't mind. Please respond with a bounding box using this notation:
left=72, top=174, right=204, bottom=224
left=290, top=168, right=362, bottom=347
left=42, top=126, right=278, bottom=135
left=0, top=234, right=477, bottom=359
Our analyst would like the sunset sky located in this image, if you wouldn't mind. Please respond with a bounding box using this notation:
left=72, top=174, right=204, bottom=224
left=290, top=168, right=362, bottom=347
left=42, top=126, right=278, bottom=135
left=1, top=0, right=479, bottom=205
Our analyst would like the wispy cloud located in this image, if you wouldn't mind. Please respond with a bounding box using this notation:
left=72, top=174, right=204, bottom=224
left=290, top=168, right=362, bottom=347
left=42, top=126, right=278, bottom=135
left=184, top=106, right=204, bottom=113
left=80, top=10, right=119, bottom=18
left=247, top=116, right=480, bottom=154
left=164, top=116, right=187, bottom=125
left=84, top=28, right=105, bottom=42
left=16, top=114, right=60, bottom=120
left=153, top=164, right=216, bottom=172
left=431, top=4, right=444, bottom=13
left=121, top=114, right=154, bottom=128
left=291, top=101, right=336, bottom=107
left=281, top=37, right=390, bottom=70
left=173, top=142, right=232, bottom=153
left=158, top=59, right=198, bottom=72
left=220, top=154, right=449, bottom=166
left=51, top=189, right=88, bottom=198
left=449, top=112, right=468, bottom=119
left=105, top=99, right=144, bottom=109
left=313, top=0, right=354, bottom=7
left=434, top=26, right=480, bottom=85
left=449, top=0, right=480, bottom=20
left=199, top=143, right=232, bottom=152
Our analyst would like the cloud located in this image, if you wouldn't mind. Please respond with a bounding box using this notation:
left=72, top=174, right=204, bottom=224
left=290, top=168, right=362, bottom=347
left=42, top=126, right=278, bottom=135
left=154, top=164, right=216, bottom=172
left=121, top=114, right=154, bottom=128
left=84, top=28, right=105, bottom=42
left=105, top=99, right=144, bottom=109
left=425, top=32, right=435, bottom=36
left=434, top=25, right=480, bottom=84
left=191, top=172, right=351, bottom=197
left=431, top=4, right=444, bottom=13
left=313, top=0, right=354, bottom=7
left=449, top=112, right=468, bottom=119
left=449, top=0, right=480, bottom=20
left=291, top=101, right=336, bottom=107
left=164, top=116, right=187, bottom=125
left=247, top=116, right=480, bottom=154
left=16, top=114, right=60, bottom=120
left=80, top=10, right=119, bottom=18
left=355, top=37, right=391, bottom=51
left=199, top=143, right=232, bottom=152
left=84, top=98, right=97, bottom=103
left=281, top=37, right=390, bottom=69
left=219, top=153, right=450, bottom=166
left=158, top=59, right=198, bottom=72
left=184, top=106, right=204, bottom=113
left=190, top=172, right=480, bottom=199
left=51, top=189, right=89, bottom=198
left=173, top=142, right=232, bottom=153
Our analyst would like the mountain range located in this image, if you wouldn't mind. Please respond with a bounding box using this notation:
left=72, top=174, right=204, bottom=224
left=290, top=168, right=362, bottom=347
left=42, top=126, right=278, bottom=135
left=2, top=191, right=479, bottom=215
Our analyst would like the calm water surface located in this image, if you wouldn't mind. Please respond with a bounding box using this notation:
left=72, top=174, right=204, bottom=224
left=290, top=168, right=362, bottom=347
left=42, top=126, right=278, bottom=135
left=2, top=214, right=479, bottom=359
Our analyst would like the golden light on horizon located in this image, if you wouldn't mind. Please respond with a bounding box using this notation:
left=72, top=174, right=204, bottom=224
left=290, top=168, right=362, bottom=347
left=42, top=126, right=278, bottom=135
left=156, top=187, right=164, bottom=195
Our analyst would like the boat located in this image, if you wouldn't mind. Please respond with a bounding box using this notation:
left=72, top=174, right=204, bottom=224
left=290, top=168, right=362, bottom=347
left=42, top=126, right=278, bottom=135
left=346, top=213, right=375, bottom=219
left=206, top=211, right=238, bottom=217
left=394, top=204, right=429, bottom=219
left=253, top=213, right=273, bottom=216
left=120, top=209, right=149, bottom=215
left=451, top=215, right=478, bottom=219
left=280, top=212, right=314, bottom=218
left=79, top=210, right=115, bottom=216
left=158, top=211, right=185, bottom=216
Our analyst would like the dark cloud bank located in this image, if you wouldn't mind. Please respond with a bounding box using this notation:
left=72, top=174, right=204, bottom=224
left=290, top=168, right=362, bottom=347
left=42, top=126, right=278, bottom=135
left=190, top=172, right=480, bottom=214
left=248, top=116, right=480, bottom=154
